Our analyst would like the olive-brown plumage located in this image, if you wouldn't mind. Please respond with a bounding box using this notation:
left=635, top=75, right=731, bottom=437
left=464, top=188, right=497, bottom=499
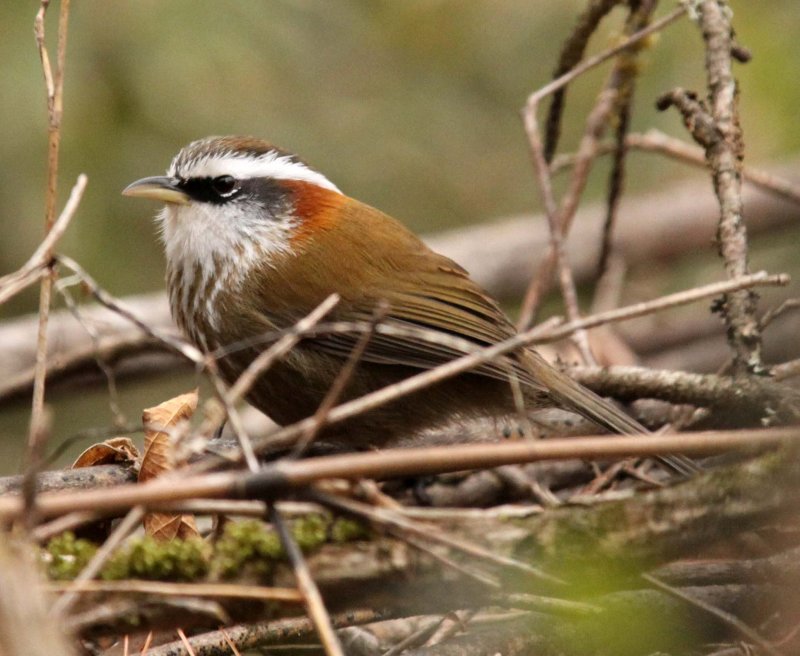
left=124, top=136, right=692, bottom=469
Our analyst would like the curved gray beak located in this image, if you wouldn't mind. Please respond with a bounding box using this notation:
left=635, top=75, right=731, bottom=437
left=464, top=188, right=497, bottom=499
left=122, top=176, right=190, bottom=205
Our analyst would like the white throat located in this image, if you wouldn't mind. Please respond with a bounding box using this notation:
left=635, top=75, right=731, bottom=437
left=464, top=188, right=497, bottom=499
left=158, top=201, right=295, bottom=340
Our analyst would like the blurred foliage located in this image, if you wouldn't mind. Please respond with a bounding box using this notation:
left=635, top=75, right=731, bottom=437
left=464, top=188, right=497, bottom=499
left=1, top=1, right=799, bottom=469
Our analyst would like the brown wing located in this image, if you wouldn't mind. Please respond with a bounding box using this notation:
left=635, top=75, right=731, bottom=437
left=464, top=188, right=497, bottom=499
left=243, top=194, right=543, bottom=390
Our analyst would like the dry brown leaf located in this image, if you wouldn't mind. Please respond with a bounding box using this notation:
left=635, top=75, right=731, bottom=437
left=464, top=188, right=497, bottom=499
left=139, top=390, right=200, bottom=540
left=72, top=437, right=140, bottom=469
left=143, top=511, right=200, bottom=541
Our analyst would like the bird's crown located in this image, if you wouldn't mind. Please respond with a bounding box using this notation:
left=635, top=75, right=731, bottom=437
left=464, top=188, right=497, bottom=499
left=169, top=136, right=340, bottom=195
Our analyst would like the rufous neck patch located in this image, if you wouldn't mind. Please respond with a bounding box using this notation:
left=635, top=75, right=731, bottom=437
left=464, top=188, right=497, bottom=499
left=281, top=180, right=347, bottom=245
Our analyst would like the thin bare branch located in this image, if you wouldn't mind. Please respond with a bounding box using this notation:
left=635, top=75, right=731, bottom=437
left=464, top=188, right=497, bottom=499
left=517, top=6, right=689, bottom=329
left=225, top=294, right=340, bottom=405
left=531, top=271, right=789, bottom=343
left=209, top=293, right=340, bottom=472
left=311, top=489, right=561, bottom=586
left=143, top=609, right=388, bottom=656
left=269, top=505, right=345, bottom=656
left=29, top=0, right=72, bottom=492
left=657, top=1, right=761, bottom=373
left=292, top=302, right=387, bottom=458
left=0, top=174, right=86, bottom=307
left=0, top=426, right=796, bottom=522
left=55, top=255, right=204, bottom=364
left=49, top=580, right=304, bottom=603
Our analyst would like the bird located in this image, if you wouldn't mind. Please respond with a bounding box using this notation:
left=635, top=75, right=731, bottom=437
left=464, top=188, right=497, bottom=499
left=123, top=136, right=690, bottom=470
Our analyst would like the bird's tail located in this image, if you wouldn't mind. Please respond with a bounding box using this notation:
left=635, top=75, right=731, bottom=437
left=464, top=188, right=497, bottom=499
left=521, top=350, right=699, bottom=476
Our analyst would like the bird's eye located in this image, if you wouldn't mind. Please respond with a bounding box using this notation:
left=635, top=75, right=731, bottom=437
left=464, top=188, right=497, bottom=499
left=211, top=175, right=237, bottom=197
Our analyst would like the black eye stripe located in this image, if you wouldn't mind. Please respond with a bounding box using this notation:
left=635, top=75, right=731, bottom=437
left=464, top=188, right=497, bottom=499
left=178, top=176, right=241, bottom=204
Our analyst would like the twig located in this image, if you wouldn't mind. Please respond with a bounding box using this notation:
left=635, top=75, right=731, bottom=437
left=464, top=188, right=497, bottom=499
left=527, top=6, right=688, bottom=120
left=55, top=254, right=204, bottom=364
left=400, top=533, right=500, bottom=589
left=551, top=130, right=800, bottom=207
left=142, top=609, right=388, bottom=656
left=176, top=629, right=195, bottom=656
left=0, top=426, right=797, bottom=521
left=219, top=628, right=241, bottom=656
left=531, top=271, right=789, bottom=343
left=595, top=1, right=658, bottom=281
left=0, top=332, right=165, bottom=405
left=32, top=511, right=102, bottom=543
left=55, top=272, right=127, bottom=425
left=570, top=365, right=800, bottom=425
left=382, top=615, right=449, bottom=656
left=530, top=1, right=660, bottom=362
left=225, top=294, right=340, bottom=404
left=771, top=359, right=800, bottom=383
left=642, top=573, right=782, bottom=656
left=0, top=174, right=86, bottom=307
left=268, top=505, right=344, bottom=656
left=543, top=0, right=622, bottom=162
left=29, top=0, right=72, bottom=500
left=759, top=298, right=800, bottom=331
left=517, top=5, right=688, bottom=330
left=49, top=580, right=304, bottom=603
left=310, top=489, right=561, bottom=586
left=208, top=293, right=341, bottom=472
left=291, top=302, right=387, bottom=458
left=657, top=1, right=761, bottom=374
left=205, top=370, right=260, bottom=473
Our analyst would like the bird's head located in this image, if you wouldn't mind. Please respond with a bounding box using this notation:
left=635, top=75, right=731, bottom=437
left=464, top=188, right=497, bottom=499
left=123, top=136, right=344, bottom=276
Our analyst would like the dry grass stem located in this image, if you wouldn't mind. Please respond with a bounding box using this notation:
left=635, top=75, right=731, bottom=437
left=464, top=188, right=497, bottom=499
left=177, top=628, right=196, bottom=656
left=55, top=254, right=204, bottom=364
left=202, top=294, right=341, bottom=472
left=226, top=294, right=340, bottom=405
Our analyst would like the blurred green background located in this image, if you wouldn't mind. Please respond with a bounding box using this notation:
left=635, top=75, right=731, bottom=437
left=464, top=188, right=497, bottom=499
left=1, top=1, right=799, bottom=471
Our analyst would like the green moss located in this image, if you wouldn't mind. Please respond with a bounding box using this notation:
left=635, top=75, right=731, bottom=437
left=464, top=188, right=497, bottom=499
left=330, top=517, right=370, bottom=543
left=42, top=513, right=372, bottom=585
left=210, top=519, right=283, bottom=580
left=101, top=536, right=210, bottom=581
left=290, top=514, right=329, bottom=552
left=44, top=532, right=98, bottom=580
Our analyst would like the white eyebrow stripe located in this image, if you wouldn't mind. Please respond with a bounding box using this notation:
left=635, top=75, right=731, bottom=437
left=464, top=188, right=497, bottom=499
left=175, top=152, right=342, bottom=194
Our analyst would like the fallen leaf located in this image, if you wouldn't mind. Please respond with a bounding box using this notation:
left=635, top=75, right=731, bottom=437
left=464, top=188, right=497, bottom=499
left=72, top=437, right=139, bottom=469
left=139, top=390, right=200, bottom=540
